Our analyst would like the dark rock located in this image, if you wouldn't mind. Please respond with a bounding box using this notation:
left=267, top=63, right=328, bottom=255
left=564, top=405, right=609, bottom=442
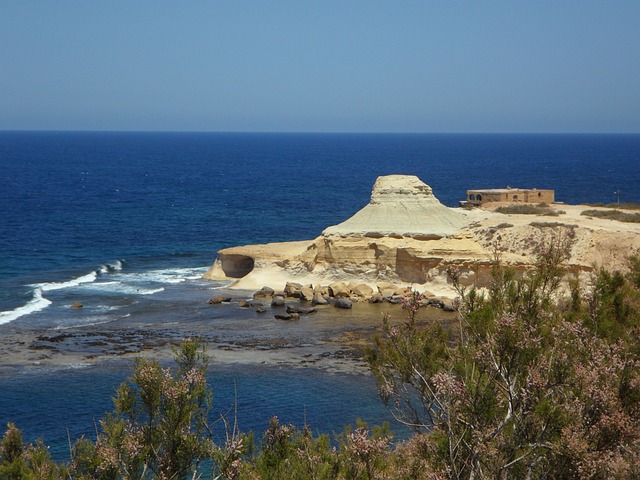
left=274, top=313, right=292, bottom=320
left=286, top=306, right=317, bottom=315
left=334, top=298, right=353, bottom=309
left=208, top=296, right=232, bottom=304
left=426, top=298, right=445, bottom=308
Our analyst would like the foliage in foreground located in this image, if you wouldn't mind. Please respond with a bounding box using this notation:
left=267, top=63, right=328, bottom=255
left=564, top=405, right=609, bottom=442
left=368, top=240, right=640, bottom=479
left=2, top=247, right=640, bottom=479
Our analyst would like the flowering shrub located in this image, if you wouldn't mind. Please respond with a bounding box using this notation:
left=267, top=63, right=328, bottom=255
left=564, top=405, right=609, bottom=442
left=71, top=338, right=215, bottom=479
left=367, top=243, right=640, bottom=479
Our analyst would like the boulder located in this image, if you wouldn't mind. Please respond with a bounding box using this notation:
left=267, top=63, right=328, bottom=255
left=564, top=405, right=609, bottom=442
left=380, top=288, right=396, bottom=298
left=386, top=295, right=404, bottom=304
left=274, top=313, right=292, bottom=320
left=299, top=286, right=314, bottom=302
left=377, top=282, right=402, bottom=295
left=289, top=312, right=300, bottom=321
left=284, top=282, right=303, bottom=297
left=334, top=298, right=353, bottom=309
left=256, top=306, right=267, bottom=314
left=271, top=295, right=286, bottom=307
left=238, top=300, right=251, bottom=308
left=426, top=298, right=445, bottom=309
left=350, top=283, right=374, bottom=297
left=208, top=296, right=232, bottom=304
left=368, top=293, right=384, bottom=303
left=312, top=292, right=328, bottom=305
left=253, top=286, right=274, bottom=298
left=71, top=302, right=83, bottom=308
left=329, top=282, right=350, bottom=298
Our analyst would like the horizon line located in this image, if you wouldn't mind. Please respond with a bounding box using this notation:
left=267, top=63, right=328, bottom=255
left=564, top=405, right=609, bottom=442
left=1, top=129, right=639, bottom=136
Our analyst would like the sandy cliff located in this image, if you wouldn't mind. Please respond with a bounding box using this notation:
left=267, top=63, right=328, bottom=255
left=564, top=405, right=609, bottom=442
left=203, top=175, right=640, bottom=297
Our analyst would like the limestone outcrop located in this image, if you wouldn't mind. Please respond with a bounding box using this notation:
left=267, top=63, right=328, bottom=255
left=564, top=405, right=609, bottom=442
left=203, top=175, right=640, bottom=298
left=323, top=175, right=470, bottom=239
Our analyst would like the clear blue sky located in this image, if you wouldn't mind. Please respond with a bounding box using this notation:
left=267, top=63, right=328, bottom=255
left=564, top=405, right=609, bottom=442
left=1, top=1, right=639, bottom=133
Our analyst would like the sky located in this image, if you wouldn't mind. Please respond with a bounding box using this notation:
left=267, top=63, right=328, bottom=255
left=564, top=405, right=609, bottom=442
left=1, top=1, right=639, bottom=133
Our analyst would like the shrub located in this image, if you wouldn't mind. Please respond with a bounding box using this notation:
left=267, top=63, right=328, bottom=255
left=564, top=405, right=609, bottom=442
left=581, top=209, right=640, bottom=223
left=586, top=202, right=640, bottom=211
left=0, top=423, right=68, bottom=479
left=71, top=338, right=217, bottom=479
left=367, top=242, right=640, bottom=479
left=495, top=204, right=562, bottom=216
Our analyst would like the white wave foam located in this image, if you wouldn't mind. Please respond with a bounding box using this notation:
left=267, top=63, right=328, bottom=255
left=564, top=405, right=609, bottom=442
left=139, top=287, right=165, bottom=295
left=114, top=267, right=207, bottom=285
left=97, top=260, right=124, bottom=275
left=34, top=271, right=98, bottom=292
left=54, top=316, right=116, bottom=330
left=0, top=288, right=52, bottom=325
left=110, top=260, right=124, bottom=271
left=77, top=281, right=165, bottom=296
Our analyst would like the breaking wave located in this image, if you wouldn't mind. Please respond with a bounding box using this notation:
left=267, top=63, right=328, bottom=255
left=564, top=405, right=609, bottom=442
left=0, top=262, right=206, bottom=325
left=33, top=271, right=98, bottom=292
left=0, top=288, right=52, bottom=325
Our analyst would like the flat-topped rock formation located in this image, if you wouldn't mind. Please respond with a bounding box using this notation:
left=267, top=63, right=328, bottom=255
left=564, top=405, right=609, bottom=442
left=203, top=175, right=640, bottom=297
left=323, top=175, right=470, bottom=239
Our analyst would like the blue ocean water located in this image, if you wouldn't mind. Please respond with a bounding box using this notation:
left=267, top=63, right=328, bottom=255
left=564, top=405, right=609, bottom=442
left=0, top=364, right=393, bottom=461
left=1, top=131, right=639, bottom=459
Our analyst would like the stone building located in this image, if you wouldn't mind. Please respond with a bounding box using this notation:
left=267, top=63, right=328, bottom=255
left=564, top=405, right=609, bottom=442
left=461, top=187, right=554, bottom=207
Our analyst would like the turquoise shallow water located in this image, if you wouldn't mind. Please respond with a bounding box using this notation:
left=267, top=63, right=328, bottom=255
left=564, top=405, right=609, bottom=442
left=1, top=131, right=639, bottom=459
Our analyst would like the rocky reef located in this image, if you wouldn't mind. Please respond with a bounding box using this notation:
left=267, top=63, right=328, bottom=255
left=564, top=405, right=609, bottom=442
left=203, top=175, right=640, bottom=298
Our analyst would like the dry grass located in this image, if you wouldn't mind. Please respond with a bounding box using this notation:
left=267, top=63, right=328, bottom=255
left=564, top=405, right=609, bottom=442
left=581, top=209, right=640, bottom=223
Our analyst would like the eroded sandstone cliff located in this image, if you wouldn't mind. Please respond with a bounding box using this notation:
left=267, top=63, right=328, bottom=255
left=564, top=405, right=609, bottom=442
left=203, top=175, right=640, bottom=297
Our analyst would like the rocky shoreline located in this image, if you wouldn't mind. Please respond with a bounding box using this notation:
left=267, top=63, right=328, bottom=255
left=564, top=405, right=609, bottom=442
left=0, top=296, right=456, bottom=377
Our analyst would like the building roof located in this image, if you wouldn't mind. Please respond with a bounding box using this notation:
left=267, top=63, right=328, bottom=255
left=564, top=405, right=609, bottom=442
left=467, top=187, right=551, bottom=194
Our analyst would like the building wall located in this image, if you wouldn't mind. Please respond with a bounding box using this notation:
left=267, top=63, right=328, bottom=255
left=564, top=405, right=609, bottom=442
left=465, top=189, right=554, bottom=206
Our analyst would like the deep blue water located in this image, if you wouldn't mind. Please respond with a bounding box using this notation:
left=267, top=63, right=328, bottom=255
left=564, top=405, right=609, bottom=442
left=0, top=364, right=394, bottom=461
left=1, top=131, right=639, bottom=460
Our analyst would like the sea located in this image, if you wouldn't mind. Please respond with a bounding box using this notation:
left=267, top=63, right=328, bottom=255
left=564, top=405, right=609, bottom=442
left=1, top=131, right=639, bottom=460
